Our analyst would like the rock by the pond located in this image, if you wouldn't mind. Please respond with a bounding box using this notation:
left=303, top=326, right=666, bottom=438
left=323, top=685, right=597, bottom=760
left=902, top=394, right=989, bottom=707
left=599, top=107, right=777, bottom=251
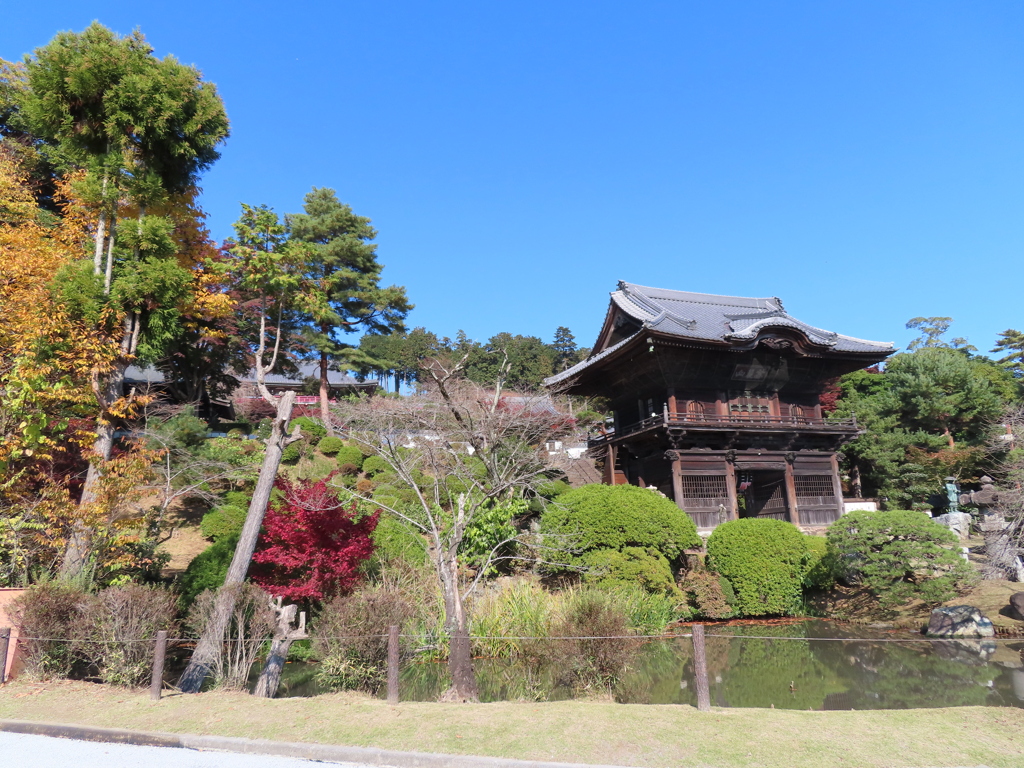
left=1010, top=592, right=1024, bottom=622
left=926, top=605, right=995, bottom=638
left=932, top=511, right=972, bottom=539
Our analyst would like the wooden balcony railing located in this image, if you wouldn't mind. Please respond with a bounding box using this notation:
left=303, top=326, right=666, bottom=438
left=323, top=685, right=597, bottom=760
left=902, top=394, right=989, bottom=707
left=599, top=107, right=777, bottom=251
left=590, top=410, right=858, bottom=443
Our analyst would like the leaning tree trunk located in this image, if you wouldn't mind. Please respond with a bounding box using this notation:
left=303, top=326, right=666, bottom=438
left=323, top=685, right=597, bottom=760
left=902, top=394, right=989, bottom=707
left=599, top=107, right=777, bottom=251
left=60, top=362, right=127, bottom=581
left=437, top=548, right=478, bottom=702
left=178, top=391, right=297, bottom=693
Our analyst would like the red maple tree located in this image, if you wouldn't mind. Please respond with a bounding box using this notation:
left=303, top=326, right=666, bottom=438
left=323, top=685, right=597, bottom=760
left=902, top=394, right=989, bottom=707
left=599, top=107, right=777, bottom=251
left=252, top=473, right=379, bottom=601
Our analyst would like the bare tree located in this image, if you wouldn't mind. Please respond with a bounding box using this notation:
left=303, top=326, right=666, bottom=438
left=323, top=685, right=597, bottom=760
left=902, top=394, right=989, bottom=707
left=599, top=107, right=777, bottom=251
left=331, top=357, right=575, bottom=701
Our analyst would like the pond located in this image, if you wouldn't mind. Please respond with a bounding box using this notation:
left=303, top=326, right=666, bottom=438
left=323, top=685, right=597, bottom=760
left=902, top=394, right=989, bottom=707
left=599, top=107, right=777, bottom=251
left=272, top=620, right=1024, bottom=710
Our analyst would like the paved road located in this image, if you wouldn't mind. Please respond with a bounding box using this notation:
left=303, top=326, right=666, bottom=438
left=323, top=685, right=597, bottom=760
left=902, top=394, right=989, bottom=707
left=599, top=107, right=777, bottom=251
left=0, top=731, right=371, bottom=767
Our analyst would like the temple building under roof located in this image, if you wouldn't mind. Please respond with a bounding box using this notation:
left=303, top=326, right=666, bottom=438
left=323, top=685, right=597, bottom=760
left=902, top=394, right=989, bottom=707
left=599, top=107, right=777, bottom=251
left=544, top=282, right=894, bottom=530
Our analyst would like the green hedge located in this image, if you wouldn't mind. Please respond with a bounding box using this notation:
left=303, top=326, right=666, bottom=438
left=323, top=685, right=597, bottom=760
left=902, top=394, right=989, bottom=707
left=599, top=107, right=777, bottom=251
left=827, top=510, right=975, bottom=607
left=200, top=504, right=246, bottom=541
left=706, top=518, right=808, bottom=616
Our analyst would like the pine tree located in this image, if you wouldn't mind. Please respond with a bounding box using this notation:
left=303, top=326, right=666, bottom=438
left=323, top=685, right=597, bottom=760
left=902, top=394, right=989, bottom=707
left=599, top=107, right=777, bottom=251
left=287, top=188, right=410, bottom=428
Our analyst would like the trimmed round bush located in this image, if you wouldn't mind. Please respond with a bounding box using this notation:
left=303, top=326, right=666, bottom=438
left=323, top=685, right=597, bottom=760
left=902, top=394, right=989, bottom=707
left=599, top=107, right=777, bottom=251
left=290, top=416, right=327, bottom=441
left=334, top=445, right=365, bottom=470
left=317, top=435, right=345, bottom=455
left=802, top=535, right=838, bottom=590
left=361, top=454, right=390, bottom=476
left=281, top=442, right=302, bottom=464
left=178, top=533, right=238, bottom=607
left=827, top=510, right=975, bottom=607
left=585, top=547, right=679, bottom=595
left=542, top=484, right=701, bottom=563
left=706, top=518, right=808, bottom=616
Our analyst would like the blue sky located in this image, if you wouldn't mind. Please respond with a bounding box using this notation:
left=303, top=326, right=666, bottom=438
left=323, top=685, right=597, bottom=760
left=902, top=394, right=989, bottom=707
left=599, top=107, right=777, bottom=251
left=4, top=2, right=1023, bottom=355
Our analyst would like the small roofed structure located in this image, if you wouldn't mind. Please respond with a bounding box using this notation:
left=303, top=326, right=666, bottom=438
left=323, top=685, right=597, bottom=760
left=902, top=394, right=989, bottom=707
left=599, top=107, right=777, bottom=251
left=544, top=281, right=894, bottom=531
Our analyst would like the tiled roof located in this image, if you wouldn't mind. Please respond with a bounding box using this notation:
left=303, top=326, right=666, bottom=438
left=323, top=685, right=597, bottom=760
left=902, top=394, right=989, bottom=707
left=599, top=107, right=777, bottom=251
left=544, top=281, right=894, bottom=387
left=125, top=363, right=371, bottom=388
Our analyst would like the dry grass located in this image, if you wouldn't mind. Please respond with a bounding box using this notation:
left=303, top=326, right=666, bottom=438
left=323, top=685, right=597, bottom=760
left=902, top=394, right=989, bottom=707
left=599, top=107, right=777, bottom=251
left=1, top=680, right=1022, bottom=767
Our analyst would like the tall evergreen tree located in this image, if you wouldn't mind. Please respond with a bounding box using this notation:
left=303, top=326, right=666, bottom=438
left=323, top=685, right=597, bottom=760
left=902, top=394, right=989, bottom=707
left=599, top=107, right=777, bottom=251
left=287, top=188, right=410, bottom=429
left=18, top=23, right=229, bottom=579
left=992, top=329, right=1024, bottom=379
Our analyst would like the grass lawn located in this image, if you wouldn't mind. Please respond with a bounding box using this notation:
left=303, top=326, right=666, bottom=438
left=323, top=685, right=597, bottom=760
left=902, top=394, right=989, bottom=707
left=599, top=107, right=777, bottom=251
left=0, top=680, right=1021, bottom=767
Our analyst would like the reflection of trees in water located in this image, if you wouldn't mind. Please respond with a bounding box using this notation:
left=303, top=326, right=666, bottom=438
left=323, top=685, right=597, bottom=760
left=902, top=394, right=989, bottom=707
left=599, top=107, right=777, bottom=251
left=387, top=622, right=1010, bottom=707
left=829, top=640, right=995, bottom=709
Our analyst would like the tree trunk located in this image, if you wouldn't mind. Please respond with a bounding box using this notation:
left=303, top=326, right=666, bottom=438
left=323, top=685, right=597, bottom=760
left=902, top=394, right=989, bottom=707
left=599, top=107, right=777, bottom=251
left=944, top=426, right=955, bottom=449
left=93, top=208, right=107, bottom=276
left=851, top=463, right=862, bottom=498
left=319, top=351, right=333, bottom=435
left=60, top=362, right=126, bottom=581
left=437, top=550, right=478, bottom=702
left=178, top=390, right=297, bottom=693
left=253, top=602, right=301, bottom=698
left=103, top=216, right=116, bottom=295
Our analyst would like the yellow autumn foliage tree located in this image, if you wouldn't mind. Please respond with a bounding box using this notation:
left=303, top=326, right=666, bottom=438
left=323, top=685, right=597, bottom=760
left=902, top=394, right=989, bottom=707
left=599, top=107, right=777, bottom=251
left=0, top=154, right=172, bottom=585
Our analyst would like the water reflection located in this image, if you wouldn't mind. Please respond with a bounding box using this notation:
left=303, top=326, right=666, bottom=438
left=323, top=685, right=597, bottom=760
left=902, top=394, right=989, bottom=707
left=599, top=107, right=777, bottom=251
left=615, top=621, right=1022, bottom=710
left=273, top=620, right=1024, bottom=709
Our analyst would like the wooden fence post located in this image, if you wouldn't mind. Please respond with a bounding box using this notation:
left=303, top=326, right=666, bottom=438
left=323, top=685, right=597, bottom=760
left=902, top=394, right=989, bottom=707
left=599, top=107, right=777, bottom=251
left=691, top=624, right=711, bottom=712
left=0, top=628, right=9, bottom=685
left=150, top=630, right=168, bottom=701
left=387, top=624, right=400, bottom=705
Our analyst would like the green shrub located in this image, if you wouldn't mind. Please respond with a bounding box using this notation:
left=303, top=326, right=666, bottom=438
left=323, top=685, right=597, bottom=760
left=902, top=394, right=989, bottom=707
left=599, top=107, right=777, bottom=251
left=584, top=547, right=680, bottom=596
left=802, top=535, right=838, bottom=590
left=334, top=445, right=365, bottom=470
left=706, top=518, right=808, bottom=616
left=161, top=409, right=209, bottom=447
left=290, top=416, right=326, bottom=441
left=280, top=442, right=302, bottom=464
left=370, top=514, right=427, bottom=567
left=541, top=484, right=702, bottom=565
left=827, top=510, right=975, bottom=607
left=200, top=504, right=247, bottom=541
left=178, top=533, right=238, bottom=607
left=361, top=454, right=390, bottom=476
left=317, top=435, right=345, bottom=455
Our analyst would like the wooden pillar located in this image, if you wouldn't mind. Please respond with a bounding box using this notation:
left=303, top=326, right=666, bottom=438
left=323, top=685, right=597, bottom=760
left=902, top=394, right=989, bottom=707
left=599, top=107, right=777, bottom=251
left=671, top=455, right=685, bottom=508
left=667, top=388, right=677, bottom=419
left=387, top=625, right=400, bottom=705
left=829, top=453, right=845, bottom=519
left=691, top=624, right=711, bottom=712
left=769, top=392, right=781, bottom=418
left=724, top=458, right=739, bottom=520
left=784, top=460, right=800, bottom=527
left=715, top=391, right=728, bottom=417
left=603, top=444, right=616, bottom=485
left=149, top=630, right=168, bottom=701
